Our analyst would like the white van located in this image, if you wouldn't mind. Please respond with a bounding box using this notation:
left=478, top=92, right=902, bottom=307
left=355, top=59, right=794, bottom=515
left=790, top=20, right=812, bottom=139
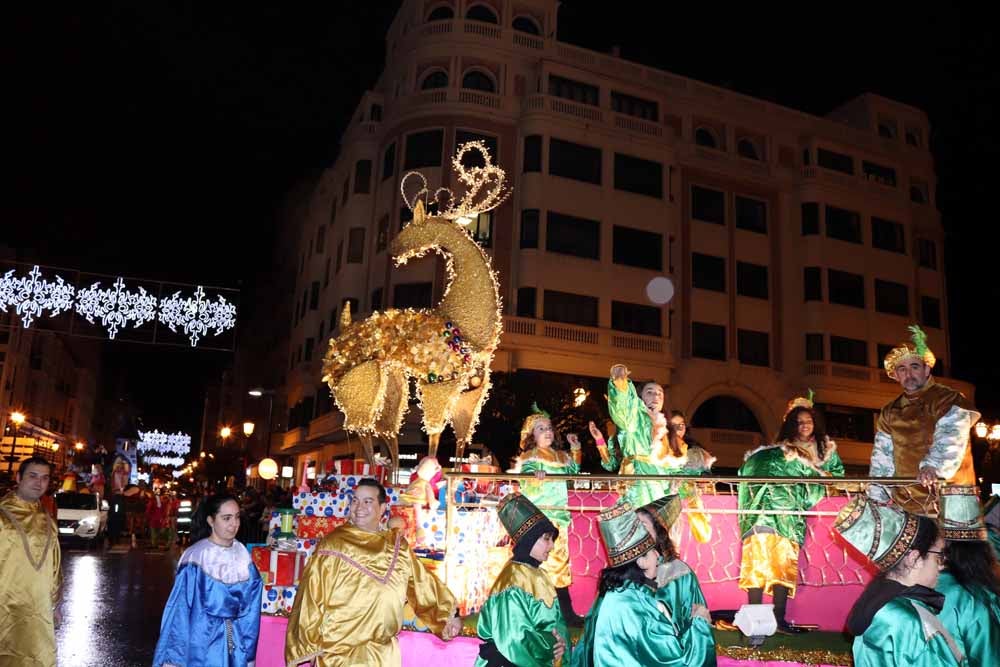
left=56, top=491, right=108, bottom=543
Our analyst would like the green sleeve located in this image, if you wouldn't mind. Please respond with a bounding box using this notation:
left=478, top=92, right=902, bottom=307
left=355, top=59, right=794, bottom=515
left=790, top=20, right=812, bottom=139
left=607, top=379, right=650, bottom=456
left=600, top=435, right=621, bottom=472
left=821, top=450, right=845, bottom=477
left=476, top=586, right=567, bottom=667
left=852, top=600, right=964, bottom=667
left=937, top=572, right=1000, bottom=667
left=654, top=570, right=715, bottom=667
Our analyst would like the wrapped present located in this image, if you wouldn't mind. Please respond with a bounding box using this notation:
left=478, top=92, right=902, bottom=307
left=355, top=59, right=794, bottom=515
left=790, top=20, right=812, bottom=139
left=293, top=491, right=352, bottom=518
left=295, top=538, right=318, bottom=558
left=296, top=515, right=345, bottom=539
left=268, top=511, right=299, bottom=535
left=414, top=507, right=448, bottom=550
left=261, top=584, right=297, bottom=615
left=461, top=455, right=501, bottom=494
left=389, top=505, right=417, bottom=545
left=330, top=459, right=354, bottom=475
left=253, top=547, right=306, bottom=586
left=251, top=546, right=271, bottom=582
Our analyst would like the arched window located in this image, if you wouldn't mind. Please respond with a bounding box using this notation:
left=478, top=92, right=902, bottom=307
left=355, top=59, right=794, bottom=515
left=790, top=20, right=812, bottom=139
left=369, top=104, right=382, bottom=122
left=466, top=3, right=499, bottom=24
left=462, top=69, right=496, bottom=93
left=512, top=15, right=540, bottom=34
left=695, top=127, right=719, bottom=149
left=690, top=395, right=763, bottom=433
left=737, top=138, right=760, bottom=160
left=420, top=70, right=449, bottom=90
left=426, top=5, right=454, bottom=21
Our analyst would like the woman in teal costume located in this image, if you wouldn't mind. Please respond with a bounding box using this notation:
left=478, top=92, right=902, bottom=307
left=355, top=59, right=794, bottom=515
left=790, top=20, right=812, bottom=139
left=574, top=502, right=710, bottom=667
left=636, top=495, right=717, bottom=667
left=838, top=497, right=967, bottom=667
left=476, top=493, right=569, bottom=667
left=935, top=488, right=1000, bottom=667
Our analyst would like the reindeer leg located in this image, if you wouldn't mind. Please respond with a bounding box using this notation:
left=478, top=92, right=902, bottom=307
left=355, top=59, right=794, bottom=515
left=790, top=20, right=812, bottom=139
left=450, top=370, right=492, bottom=461
left=360, top=433, right=376, bottom=468
left=374, top=369, right=408, bottom=483
left=332, top=360, right=387, bottom=434
left=417, top=379, right=461, bottom=465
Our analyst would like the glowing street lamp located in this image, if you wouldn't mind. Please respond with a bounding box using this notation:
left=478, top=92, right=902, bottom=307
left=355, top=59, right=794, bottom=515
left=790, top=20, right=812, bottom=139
left=976, top=422, right=988, bottom=439
left=10, top=411, right=25, bottom=426
left=74, top=442, right=85, bottom=451
left=6, top=411, right=27, bottom=473
left=220, top=426, right=232, bottom=440
left=243, top=422, right=255, bottom=437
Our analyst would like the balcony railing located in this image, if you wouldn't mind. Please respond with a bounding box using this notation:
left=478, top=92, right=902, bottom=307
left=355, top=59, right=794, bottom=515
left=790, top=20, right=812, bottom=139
left=501, top=315, right=670, bottom=364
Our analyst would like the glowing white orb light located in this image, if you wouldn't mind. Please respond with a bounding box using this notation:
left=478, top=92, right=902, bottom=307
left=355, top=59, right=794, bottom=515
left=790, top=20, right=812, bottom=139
left=645, top=276, right=675, bottom=305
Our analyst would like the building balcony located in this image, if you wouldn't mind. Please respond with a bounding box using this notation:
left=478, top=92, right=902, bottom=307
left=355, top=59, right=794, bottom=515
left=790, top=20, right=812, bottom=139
left=521, top=94, right=671, bottom=144
left=496, top=315, right=673, bottom=380
left=802, top=361, right=975, bottom=402
left=676, top=143, right=772, bottom=177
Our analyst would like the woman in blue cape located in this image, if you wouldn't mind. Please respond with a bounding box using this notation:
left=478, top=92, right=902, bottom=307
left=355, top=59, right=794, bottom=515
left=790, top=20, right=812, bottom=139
left=153, top=493, right=263, bottom=667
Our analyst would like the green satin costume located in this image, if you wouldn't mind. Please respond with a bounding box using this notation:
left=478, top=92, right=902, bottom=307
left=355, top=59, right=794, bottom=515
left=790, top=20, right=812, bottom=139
left=653, top=560, right=717, bottom=666
left=852, top=597, right=967, bottom=667
left=935, top=571, right=1000, bottom=667
left=573, top=580, right=711, bottom=667
left=516, top=447, right=579, bottom=588
left=475, top=560, right=569, bottom=667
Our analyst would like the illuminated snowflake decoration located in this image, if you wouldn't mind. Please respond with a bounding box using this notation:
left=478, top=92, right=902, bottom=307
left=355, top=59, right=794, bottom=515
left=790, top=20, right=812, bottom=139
left=143, top=455, right=186, bottom=468
left=137, top=430, right=191, bottom=456
left=76, top=277, right=158, bottom=339
left=158, top=286, right=238, bottom=347
left=0, top=265, right=76, bottom=328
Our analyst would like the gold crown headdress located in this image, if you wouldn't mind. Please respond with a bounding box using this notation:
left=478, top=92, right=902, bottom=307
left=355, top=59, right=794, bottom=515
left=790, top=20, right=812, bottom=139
left=883, top=324, right=936, bottom=379
left=785, top=388, right=815, bottom=418
left=399, top=140, right=510, bottom=226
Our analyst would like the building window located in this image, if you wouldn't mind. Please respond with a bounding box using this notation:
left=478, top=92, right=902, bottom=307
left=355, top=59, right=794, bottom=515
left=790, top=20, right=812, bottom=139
left=455, top=130, right=498, bottom=168
left=817, top=148, right=854, bottom=175
left=512, top=15, right=540, bottom=34
left=347, top=228, right=365, bottom=264
left=329, top=308, right=337, bottom=331
left=921, top=296, right=942, bottom=328
left=691, top=186, right=725, bottom=225
left=736, top=262, right=769, bottom=300
left=905, top=127, right=922, bottom=148
left=694, top=127, right=719, bottom=149
left=612, top=301, right=661, bottom=336
left=917, top=239, right=938, bottom=269
left=826, top=205, right=862, bottom=244
left=323, top=257, right=331, bottom=287
left=335, top=240, right=343, bottom=273
left=692, top=322, right=726, bottom=360
left=820, top=404, right=876, bottom=441
left=369, top=104, right=382, bottom=122
left=736, top=138, right=761, bottom=161
left=520, top=209, right=539, bottom=248
left=735, top=196, right=767, bottom=234
left=466, top=3, right=498, bottom=23
left=404, top=130, right=444, bottom=169
left=830, top=336, right=867, bottom=366
left=342, top=179, right=349, bottom=205
left=353, top=160, right=372, bottom=194
left=692, top=253, right=726, bottom=292
left=611, top=91, right=658, bottom=121
left=393, top=282, right=433, bottom=309
left=382, top=143, right=396, bottom=181
left=548, top=75, right=599, bottom=106
left=828, top=269, right=865, bottom=308
left=420, top=69, right=449, bottom=90
left=801, top=202, right=819, bottom=235
left=400, top=206, right=413, bottom=230
left=462, top=69, right=496, bottom=93
left=738, top=329, right=770, bottom=367
left=877, top=343, right=894, bottom=366
left=371, top=288, right=383, bottom=310
left=468, top=211, right=493, bottom=247
left=806, top=333, right=824, bottom=361
left=802, top=148, right=811, bottom=166
left=315, top=225, right=326, bottom=253
left=304, top=337, right=315, bottom=362
left=523, top=135, right=542, bottom=172
left=543, top=290, right=598, bottom=327
left=863, top=160, right=897, bottom=187
left=874, top=279, right=910, bottom=316
left=516, top=287, right=537, bottom=318
left=614, top=153, right=663, bottom=198
left=612, top=225, right=662, bottom=270
left=878, top=118, right=897, bottom=139
left=376, top=216, right=389, bottom=253
left=549, top=137, right=601, bottom=184
left=546, top=211, right=600, bottom=259
left=804, top=267, right=822, bottom=301
left=427, top=5, right=454, bottom=21
left=309, top=281, right=320, bottom=310
left=871, top=217, right=905, bottom=253
left=910, top=180, right=929, bottom=204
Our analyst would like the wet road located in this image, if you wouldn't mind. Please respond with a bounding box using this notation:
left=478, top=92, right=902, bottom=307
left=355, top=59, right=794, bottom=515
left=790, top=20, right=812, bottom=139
left=56, top=542, right=177, bottom=667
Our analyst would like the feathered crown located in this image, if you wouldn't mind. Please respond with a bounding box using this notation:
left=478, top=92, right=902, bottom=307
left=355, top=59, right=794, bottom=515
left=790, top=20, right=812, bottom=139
left=519, top=402, right=551, bottom=447
left=883, top=324, right=936, bottom=379
left=785, top=388, right=815, bottom=418
left=400, top=140, right=509, bottom=226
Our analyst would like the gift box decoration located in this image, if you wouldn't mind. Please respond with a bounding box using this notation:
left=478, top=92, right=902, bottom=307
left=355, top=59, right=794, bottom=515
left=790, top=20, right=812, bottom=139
left=268, top=511, right=299, bottom=536
left=261, top=584, right=298, bottom=615
left=330, top=459, right=354, bottom=475
left=389, top=505, right=417, bottom=545
left=414, top=507, right=448, bottom=550
left=295, top=538, right=318, bottom=558
left=460, top=455, right=501, bottom=494
left=253, top=547, right=307, bottom=586
left=251, top=546, right=272, bottom=582
left=296, top=515, right=346, bottom=539
left=294, top=491, right=352, bottom=518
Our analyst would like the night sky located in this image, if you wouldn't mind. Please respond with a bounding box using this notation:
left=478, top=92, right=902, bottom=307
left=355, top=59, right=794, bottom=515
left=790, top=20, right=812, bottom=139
left=6, top=4, right=998, bottom=439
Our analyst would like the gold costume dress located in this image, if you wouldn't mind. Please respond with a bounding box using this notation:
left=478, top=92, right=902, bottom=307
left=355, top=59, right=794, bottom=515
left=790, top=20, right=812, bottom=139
left=0, top=492, right=61, bottom=667
left=284, top=523, right=455, bottom=667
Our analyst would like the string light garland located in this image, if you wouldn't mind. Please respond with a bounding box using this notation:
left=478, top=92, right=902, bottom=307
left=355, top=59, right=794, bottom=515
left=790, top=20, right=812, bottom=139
left=143, top=455, right=186, bottom=468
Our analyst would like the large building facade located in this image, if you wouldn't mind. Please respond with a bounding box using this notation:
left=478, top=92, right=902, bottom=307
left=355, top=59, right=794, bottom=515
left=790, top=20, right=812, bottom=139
left=274, top=0, right=971, bottom=473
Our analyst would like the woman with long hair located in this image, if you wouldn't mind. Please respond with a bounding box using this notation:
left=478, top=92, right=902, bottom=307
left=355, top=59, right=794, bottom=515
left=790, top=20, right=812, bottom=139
left=512, top=403, right=583, bottom=626
left=839, top=497, right=964, bottom=667
left=737, top=394, right=844, bottom=632
left=935, top=486, right=1000, bottom=667
left=153, top=493, right=262, bottom=667
left=573, top=503, right=711, bottom=667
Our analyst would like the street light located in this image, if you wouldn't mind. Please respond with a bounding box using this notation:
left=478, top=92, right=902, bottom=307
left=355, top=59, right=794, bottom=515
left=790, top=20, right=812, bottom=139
left=74, top=442, right=84, bottom=451
left=220, top=426, right=232, bottom=440
left=243, top=422, right=255, bottom=437
left=6, top=411, right=27, bottom=473
left=247, top=388, right=276, bottom=457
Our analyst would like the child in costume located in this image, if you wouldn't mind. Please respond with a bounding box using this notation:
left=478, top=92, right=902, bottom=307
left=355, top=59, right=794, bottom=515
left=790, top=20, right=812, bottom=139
left=636, top=495, right=717, bottom=666
left=476, top=493, right=569, bottom=666
left=737, top=393, right=843, bottom=632
left=511, top=404, right=583, bottom=625
left=935, top=486, right=1000, bottom=667
left=574, top=502, right=711, bottom=667
left=838, top=496, right=966, bottom=667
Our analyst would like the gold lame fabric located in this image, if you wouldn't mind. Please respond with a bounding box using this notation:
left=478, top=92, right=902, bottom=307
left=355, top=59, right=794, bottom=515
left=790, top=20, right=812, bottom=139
left=0, top=492, right=61, bottom=667
left=284, top=524, right=455, bottom=667
left=738, top=532, right=800, bottom=596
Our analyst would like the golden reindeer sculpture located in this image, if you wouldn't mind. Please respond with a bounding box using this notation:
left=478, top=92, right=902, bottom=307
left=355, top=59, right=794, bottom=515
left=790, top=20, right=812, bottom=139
left=322, top=142, right=507, bottom=472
